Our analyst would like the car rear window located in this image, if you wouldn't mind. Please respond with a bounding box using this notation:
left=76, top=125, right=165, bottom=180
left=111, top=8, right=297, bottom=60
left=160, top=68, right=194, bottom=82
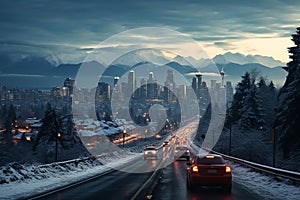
left=176, top=147, right=187, bottom=151
left=145, top=147, right=156, bottom=150
left=196, top=156, right=225, bottom=164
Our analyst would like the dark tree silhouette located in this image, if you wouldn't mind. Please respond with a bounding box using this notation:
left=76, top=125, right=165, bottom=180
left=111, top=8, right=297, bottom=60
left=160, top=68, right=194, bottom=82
left=275, top=27, right=300, bottom=158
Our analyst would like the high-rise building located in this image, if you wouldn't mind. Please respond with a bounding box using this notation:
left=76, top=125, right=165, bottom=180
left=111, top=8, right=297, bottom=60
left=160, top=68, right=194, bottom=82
left=196, top=74, right=202, bottom=91
left=164, top=70, right=176, bottom=103
left=63, top=77, right=75, bottom=97
left=192, top=77, right=197, bottom=94
left=140, top=78, right=147, bottom=98
left=210, top=80, right=217, bottom=89
left=226, top=81, right=234, bottom=107
left=148, top=72, right=154, bottom=82
left=178, top=85, right=187, bottom=99
left=0, top=85, right=7, bottom=101
left=96, top=82, right=111, bottom=101
left=114, top=76, right=120, bottom=87
left=127, top=70, right=136, bottom=97
left=147, top=72, right=158, bottom=99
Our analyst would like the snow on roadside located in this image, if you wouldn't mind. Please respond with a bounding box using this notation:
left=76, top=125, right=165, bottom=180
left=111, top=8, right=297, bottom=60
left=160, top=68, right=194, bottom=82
left=229, top=161, right=300, bottom=200
left=0, top=151, right=140, bottom=200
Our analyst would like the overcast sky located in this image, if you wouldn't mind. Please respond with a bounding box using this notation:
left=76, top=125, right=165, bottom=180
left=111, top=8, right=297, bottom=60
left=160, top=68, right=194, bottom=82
left=0, top=0, right=299, bottom=64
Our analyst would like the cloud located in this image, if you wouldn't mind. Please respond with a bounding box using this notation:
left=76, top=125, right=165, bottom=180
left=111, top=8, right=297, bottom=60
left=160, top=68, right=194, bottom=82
left=0, top=0, right=299, bottom=63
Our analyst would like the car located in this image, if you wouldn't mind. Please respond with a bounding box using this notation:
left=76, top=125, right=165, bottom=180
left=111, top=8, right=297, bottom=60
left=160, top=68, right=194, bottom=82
left=143, top=146, right=158, bottom=160
left=155, top=134, right=162, bottom=139
left=163, top=141, right=170, bottom=147
left=186, top=154, right=232, bottom=193
left=174, top=146, right=190, bottom=160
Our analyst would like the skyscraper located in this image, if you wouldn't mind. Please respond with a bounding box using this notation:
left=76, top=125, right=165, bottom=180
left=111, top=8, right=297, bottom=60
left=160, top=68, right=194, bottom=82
left=147, top=72, right=158, bottom=99
left=96, top=82, right=111, bottom=101
left=196, top=74, right=202, bottom=92
left=114, top=76, right=120, bottom=87
left=164, top=70, right=176, bottom=103
left=63, top=77, right=75, bottom=97
left=128, top=70, right=136, bottom=98
left=192, top=77, right=197, bottom=94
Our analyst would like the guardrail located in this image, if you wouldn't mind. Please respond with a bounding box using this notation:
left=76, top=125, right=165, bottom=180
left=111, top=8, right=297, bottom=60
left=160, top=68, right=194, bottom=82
left=38, top=156, right=97, bottom=168
left=214, top=150, right=300, bottom=183
left=189, top=144, right=300, bottom=184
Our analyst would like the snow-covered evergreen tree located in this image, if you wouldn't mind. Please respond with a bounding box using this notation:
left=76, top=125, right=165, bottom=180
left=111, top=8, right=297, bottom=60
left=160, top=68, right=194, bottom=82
left=275, top=27, right=300, bottom=158
left=257, top=78, right=278, bottom=127
left=229, top=72, right=251, bottom=122
left=33, top=103, right=61, bottom=150
left=239, top=80, right=265, bottom=130
left=228, top=72, right=265, bottom=130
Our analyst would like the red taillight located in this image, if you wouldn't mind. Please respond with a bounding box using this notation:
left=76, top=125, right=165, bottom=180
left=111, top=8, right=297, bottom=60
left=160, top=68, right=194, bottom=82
left=192, top=166, right=198, bottom=172
left=206, top=155, right=215, bottom=159
left=226, top=166, right=231, bottom=173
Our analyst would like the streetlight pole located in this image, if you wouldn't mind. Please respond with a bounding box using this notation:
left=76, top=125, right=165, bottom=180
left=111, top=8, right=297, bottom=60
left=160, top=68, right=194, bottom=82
left=272, top=128, right=276, bottom=167
left=55, top=132, right=61, bottom=162
left=229, top=121, right=232, bottom=155
left=122, top=130, right=126, bottom=148
left=219, top=113, right=232, bottom=155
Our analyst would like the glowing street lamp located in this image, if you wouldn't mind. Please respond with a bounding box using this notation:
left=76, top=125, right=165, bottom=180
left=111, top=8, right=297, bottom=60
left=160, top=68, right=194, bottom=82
left=122, top=130, right=126, bottom=148
left=55, top=132, right=61, bottom=162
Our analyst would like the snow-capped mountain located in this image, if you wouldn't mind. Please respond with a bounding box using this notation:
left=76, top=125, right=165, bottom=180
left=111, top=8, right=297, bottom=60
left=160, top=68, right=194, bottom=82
left=112, top=49, right=170, bottom=66
left=213, top=52, right=285, bottom=67
left=0, top=50, right=288, bottom=88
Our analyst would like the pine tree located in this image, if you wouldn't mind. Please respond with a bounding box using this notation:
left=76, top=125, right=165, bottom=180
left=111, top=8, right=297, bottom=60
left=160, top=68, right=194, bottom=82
left=33, top=103, right=61, bottom=149
left=229, top=72, right=265, bottom=130
left=239, top=81, right=265, bottom=130
left=257, top=78, right=278, bottom=127
left=268, top=81, right=276, bottom=92
left=229, top=72, right=251, bottom=122
left=275, top=27, right=300, bottom=158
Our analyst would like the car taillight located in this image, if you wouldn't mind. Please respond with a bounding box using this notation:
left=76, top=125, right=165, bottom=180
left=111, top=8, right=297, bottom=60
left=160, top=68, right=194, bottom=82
left=226, top=166, right=231, bottom=173
left=206, top=155, right=214, bottom=159
left=192, top=166, right=198, bottom=172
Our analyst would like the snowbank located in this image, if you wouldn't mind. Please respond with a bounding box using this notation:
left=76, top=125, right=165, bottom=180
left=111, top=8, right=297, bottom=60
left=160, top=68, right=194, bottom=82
left=0, top=151, right=139, bottom=199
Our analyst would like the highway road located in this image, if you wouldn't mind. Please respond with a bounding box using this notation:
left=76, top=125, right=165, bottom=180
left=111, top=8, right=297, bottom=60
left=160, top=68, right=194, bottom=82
left=33, top=146, right=172, bottom=200
left=152, top=158, right=262, bottom=200
left=33, top=145, right=263, bottom=200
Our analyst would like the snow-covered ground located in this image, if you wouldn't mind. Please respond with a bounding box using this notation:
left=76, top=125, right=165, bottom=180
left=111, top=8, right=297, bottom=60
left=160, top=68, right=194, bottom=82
left=229, top=161, right=300, bottom=200
left=74, top=118, right=136, bottom=136
left=0, top=151, right=139, bottom=200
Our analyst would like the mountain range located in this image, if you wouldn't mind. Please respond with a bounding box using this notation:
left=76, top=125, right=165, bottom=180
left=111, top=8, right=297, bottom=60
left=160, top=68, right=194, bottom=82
left=0, top=51, right=287, bottom=88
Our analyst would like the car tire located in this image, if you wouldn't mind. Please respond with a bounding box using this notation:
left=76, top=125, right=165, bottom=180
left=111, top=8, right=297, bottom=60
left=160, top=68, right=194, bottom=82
left=186, top=156, right=190, bottom=161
